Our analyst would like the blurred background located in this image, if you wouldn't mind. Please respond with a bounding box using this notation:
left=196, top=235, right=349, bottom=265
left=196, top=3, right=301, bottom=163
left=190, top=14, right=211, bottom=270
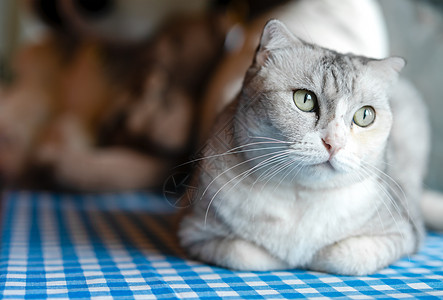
left=0, top=0, right=442, bottom=191
left=378, top=0, right=443, bottom=192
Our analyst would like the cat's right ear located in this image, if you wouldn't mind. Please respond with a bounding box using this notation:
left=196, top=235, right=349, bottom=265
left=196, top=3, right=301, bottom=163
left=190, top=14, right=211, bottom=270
left=255, top=19, right=303, bottom=66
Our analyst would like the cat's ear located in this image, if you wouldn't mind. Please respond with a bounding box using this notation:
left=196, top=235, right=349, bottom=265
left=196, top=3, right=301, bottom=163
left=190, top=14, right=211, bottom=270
left=384, top=57, right=406, bottom=73
left=255, top=19, right=303, bottom=66
left=369, top=56, right=406, bottom=78
left=377, top=57, right=406, bottom=73
left=367, top=56, right=406, bottom=88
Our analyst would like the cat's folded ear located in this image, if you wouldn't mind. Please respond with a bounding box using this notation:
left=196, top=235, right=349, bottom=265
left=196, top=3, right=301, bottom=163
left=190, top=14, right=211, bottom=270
left=371, top=57, right=406, bottom=74
left=368, top=56, right=406, bottom=85
left=384, top=57, right=406, bottom=73
left=255, top=19, right=303, bottom=66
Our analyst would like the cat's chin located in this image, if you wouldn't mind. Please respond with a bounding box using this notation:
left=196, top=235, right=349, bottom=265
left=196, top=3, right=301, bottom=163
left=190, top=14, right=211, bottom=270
left=315, top=154, right=358, bottom=173
left=291, top=160, right=357, bottom=188
left=310, top=160, right=346, bottom=173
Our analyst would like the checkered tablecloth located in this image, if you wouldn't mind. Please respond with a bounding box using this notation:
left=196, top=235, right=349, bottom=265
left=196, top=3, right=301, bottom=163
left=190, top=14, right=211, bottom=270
left=1, top=191, right=443, bottom=299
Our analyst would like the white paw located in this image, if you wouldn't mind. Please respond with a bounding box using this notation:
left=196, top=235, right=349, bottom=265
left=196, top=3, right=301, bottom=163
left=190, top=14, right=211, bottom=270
left=222, top=239, right=288, bottom=271
left=187, top=237, right=289, bottom=271
left=308, top=235, right=403, bottom=276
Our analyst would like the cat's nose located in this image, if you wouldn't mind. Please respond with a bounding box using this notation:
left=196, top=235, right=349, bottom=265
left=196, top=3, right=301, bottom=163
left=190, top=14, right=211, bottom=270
left=322, top=139, right=332, bottom=151
left=322, top=137, right=344, bottom=158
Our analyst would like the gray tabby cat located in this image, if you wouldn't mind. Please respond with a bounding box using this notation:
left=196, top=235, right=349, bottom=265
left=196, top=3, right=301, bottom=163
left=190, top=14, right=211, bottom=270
left=179, top=20, right=430, bottom=276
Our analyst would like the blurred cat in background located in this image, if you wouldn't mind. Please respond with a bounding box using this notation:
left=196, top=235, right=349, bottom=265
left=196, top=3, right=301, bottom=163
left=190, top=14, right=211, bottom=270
left=0, top=0, right=231, bottom=190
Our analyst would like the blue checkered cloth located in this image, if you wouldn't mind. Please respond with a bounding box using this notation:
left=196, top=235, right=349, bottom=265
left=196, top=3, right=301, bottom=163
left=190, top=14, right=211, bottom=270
left=1, top=191, right=443, bottom=299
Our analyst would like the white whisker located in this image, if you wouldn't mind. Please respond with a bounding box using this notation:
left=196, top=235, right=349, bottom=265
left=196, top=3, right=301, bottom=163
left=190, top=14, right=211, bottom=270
left=358, top=164, right=405, bottom=242
left=272, top=157, right=307, bottom=191
left=361, top=160, right=407, bottom=205
left=175, top=143, right=293, bottom=168
left=248, top=135, right=295, bottom=144
left=289, top=156, right=313, bottom=182
left=199, top=149, right=290, bottom=204
left=203, top=149, right=294, bottom=225
left=226, top=151, right=295, bottom=213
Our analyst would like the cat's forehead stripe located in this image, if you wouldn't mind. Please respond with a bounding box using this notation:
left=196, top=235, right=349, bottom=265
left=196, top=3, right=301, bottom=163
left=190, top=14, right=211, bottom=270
left=319, top=54, right=354, bottom=95
left=321, top=66, right=340, bottom=95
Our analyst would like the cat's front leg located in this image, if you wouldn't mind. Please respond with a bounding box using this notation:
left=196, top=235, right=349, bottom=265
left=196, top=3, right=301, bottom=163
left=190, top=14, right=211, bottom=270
left=187, top=238, right=289, bottom=271
left=307, top=233, right=416, bottom=276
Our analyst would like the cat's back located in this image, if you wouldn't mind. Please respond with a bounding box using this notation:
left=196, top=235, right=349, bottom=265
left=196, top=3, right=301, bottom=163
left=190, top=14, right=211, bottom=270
left=387, top=78, right=430, bottom=213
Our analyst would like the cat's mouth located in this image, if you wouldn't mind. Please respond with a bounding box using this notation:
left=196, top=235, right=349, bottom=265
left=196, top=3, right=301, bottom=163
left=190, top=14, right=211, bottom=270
left=310, top=160, right=340, bottom=172
left=318, top=161, right=335, bottom=169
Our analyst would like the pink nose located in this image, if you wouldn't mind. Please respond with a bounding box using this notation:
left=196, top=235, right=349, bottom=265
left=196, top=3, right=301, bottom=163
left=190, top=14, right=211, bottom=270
left=322, top=139, right=332, bottom=151
left=322, top=119, right=348, bottom=157
left=322, top=137, right=344, bottom=158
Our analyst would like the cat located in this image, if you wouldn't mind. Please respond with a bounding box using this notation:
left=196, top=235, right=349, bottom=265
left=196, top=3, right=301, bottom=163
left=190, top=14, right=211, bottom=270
left=178, top=18, right=432, bottom=275
left=0, top=13, right=227, bottom=191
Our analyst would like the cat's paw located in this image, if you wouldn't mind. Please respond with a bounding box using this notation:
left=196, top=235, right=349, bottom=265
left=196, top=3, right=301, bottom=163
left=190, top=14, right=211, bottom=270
left=189, top=238, right=288, bottom=271
left=224, top=239, right=289, bottom=271
left=308, top=235, right=410, bottom=276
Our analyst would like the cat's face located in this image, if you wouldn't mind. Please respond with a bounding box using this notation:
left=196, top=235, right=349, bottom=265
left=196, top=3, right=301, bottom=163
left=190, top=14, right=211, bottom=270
left=235, top=20, right=404, bottom=188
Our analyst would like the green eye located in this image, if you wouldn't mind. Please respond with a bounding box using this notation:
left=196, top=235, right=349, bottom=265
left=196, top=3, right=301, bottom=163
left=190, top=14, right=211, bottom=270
left=353, top=106, right=376, bottom=127
left=293, top=90, right=318, bottom=112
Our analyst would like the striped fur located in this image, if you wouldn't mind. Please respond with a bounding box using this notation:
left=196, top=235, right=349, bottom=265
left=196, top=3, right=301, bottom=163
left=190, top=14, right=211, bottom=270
left=179, top=20, right=430, bottom=275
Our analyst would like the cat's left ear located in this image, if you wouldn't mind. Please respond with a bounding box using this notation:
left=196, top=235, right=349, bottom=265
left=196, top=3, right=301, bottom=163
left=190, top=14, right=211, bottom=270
left=255, top=19, right=303, bottom=66
left=369, top=56, right=406, bottom=77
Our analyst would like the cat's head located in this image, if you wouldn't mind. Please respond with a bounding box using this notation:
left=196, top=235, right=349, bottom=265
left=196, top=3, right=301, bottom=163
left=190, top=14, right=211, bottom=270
left=235, top=20, right=404, bottom=188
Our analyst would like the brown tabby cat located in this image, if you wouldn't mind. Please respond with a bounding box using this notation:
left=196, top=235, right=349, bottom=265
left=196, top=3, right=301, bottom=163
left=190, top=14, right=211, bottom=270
left=0, top=14, right=227, bottom=191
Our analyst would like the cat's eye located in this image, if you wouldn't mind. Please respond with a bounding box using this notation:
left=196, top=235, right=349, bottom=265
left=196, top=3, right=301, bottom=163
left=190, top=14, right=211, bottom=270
left=293, top=90, right=318, bottom=112
left=353, top=106, right=376, bottom=127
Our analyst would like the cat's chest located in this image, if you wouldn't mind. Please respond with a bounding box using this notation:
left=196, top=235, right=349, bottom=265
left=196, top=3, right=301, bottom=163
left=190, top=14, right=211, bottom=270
left=216, top=178, right=380, bottom=261
left=222, top=179, right=378, bottom=223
